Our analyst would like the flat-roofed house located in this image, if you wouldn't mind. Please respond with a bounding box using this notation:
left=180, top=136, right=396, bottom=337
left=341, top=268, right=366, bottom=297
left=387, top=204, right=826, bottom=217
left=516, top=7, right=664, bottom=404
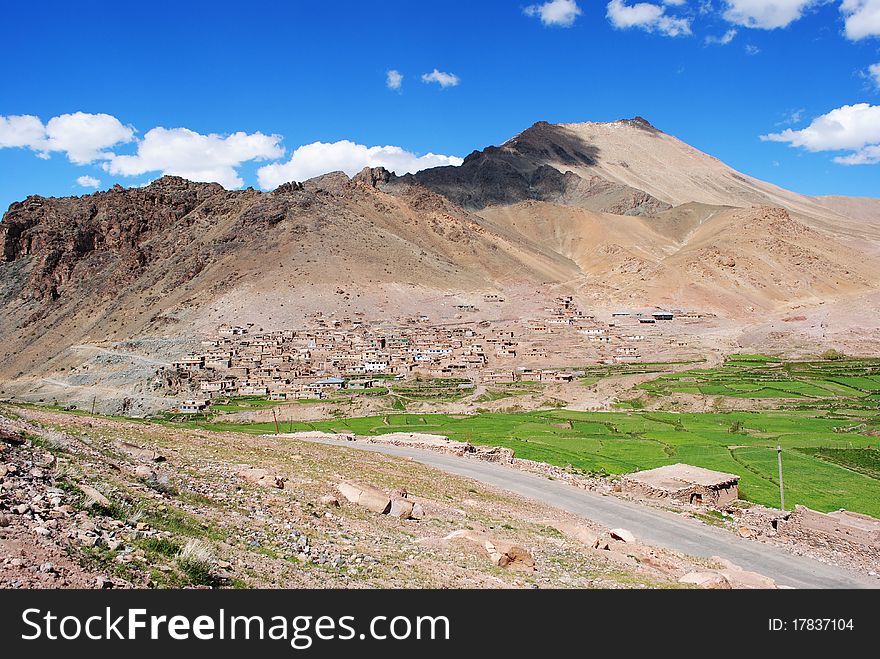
left=309, top=376, right=346, bottom=391
left=622, top=464, right=740, bottom=507
left=178, top=400, right=209, bottom=414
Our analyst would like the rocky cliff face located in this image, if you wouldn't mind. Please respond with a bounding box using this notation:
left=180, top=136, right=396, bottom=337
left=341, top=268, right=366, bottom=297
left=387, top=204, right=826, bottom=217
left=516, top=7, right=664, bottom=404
left=1, top=178, right=227, bottom=301
left=0, top=176, right=332, bottom=306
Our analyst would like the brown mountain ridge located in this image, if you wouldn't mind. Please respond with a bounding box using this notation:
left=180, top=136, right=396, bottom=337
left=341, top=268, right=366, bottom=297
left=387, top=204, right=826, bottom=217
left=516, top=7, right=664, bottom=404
left=1, top=117, right=879, bottom=408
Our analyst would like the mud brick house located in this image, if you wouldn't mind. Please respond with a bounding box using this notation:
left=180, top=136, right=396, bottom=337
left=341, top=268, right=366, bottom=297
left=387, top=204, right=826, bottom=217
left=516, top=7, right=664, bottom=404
left=622, top=464, right=740, bottom=507
left=172, top=356, right=204, bottom=372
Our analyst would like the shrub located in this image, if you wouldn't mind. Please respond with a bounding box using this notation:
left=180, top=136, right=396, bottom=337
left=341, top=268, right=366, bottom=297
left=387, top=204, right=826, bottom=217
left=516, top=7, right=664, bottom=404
left=820, top=349, right=844, bottom=361
left=176, top=539, right=217, bottom=586
left=140, top=537, right=181, bottom=557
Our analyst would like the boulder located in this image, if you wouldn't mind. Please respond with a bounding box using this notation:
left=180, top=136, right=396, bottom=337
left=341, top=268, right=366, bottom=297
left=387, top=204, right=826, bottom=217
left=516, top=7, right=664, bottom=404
left=485, top=539, right=535, bottom=569
left=609, top=528, right=636, bottom=543
left=679, top=571, right=732, bottom=589
left=389, top=497, right=415, bottom=519
left=133, top=466, right=155, bottom=480
left=337, top=481, right=392, bottom=514
left=410, top=503, right=425, bottom=520
left=445, top=530, right=536, bottom=571
left=319, top=494, right=340, bottom=507
left=236, top=468, right=285, bottom=489
left=713, top=557, right=778, bottom=589
left=80, top=484, right=111, bottom=508
left=114, top=441, right=166, bottom=463
left=0, top=429, right=25, bottom=445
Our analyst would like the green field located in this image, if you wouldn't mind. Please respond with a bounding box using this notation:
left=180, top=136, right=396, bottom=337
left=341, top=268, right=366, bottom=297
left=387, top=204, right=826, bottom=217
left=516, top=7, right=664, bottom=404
left=172, top=406, right=880, bottom=517
left=640, top=355, right=880, bottom=400
left=579, top=360, right=702, bottom=386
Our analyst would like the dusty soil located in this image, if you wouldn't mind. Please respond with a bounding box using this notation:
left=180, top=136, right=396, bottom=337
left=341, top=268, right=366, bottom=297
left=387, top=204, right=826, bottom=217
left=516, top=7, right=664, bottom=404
left=1, top=405, right=777, bottom=590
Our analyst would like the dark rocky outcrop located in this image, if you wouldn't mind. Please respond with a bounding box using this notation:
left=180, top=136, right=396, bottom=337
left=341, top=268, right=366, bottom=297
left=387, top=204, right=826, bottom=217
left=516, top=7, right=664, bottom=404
left=385, top=121, right=669, bottom=215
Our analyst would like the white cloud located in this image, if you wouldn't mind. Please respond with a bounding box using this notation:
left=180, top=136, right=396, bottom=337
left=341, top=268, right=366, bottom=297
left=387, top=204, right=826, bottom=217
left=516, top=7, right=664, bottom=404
left=0, top=114, right=46, bottom=149
left=705, top=28, right=738, bottom=44
left=105, top=127, right=284, bottom=189
left=745, top=43, right=761, bottom=54
left=869, top=62, right=880, bottom=88
left=722, top=1, right=820, bottom=29
left=841, top=0, right=880, bottom=40
left=834, top=144, right=880, bottom=164
left=386, top=69, right=403, bottom=90
left=761, top=103, right=880, bottom=164
left=606, top=1, right=692, bottom=37
left=44, top=112, right=135, bottom=164
left=256, top=140, right=463, bottom=190
left=421, top=69, right=460, bottom=87
left=76, top=175, right=101, bottom=189
left=524, top=0, right=583, bottom=27
left=0, top=112, right=134, bottom=163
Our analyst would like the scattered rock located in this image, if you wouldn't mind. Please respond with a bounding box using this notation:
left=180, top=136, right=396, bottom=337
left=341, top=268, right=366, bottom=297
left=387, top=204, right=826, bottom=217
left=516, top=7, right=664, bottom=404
left=337, top=481, right=391, bottom=514
left=713, top=557, right=778, bottom=589
left=389, top=498, right=415, bottom=519
left=0, top=429, right=26, bottom=445
left=134, top=465, right=155, bottom=480
left=444, top=530, right=536, bottom=571
left=80, top=484, right=111, bottom=508
left=319, top=495, right=340, bottom=507
left=236, top=468, right=285, bottom=489
left=610, top=528, right=636, bottom=543
left=95, top=576, right=114, bottom=589
left=679, top=571, right=732, bottom=589
left=737, top=526, right=758, bottom=539
left=0, top=514, right=9, bottom=527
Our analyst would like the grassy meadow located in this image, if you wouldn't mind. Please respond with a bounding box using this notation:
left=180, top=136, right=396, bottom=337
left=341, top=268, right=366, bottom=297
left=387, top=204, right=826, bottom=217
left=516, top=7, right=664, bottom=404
left=173, top=405, right=880, bottom=516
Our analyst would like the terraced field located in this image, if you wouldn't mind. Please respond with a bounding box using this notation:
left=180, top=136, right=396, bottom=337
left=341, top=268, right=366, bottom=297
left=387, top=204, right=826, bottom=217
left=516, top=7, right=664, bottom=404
left=179, top=405, right=880, bottom=517
left=638, top=355, right=880, bottom=400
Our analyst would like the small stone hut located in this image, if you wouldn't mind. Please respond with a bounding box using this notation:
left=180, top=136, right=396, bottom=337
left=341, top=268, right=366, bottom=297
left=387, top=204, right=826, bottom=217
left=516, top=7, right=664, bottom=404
left=622, top=463, right=740, bottom=507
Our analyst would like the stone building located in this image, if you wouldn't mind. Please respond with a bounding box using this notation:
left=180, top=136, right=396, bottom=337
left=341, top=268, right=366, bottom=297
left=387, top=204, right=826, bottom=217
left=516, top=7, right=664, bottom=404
left=622, top=463, right=740, bottom=507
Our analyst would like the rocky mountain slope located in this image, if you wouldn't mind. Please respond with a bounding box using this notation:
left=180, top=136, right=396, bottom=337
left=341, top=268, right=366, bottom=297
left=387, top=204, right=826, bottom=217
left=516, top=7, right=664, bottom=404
left=1, top=116, right=879, bottom=408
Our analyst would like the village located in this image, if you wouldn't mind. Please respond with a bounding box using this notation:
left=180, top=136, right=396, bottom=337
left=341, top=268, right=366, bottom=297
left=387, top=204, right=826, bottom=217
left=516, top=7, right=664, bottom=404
left=162, top=296, right=714, bottom=414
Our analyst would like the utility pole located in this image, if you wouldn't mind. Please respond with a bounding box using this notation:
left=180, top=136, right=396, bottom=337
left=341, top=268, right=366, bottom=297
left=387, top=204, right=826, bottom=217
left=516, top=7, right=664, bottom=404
left=272, top=407, right=280, bottom=436
left=777, top=444, right=785, bottom=511
left=91, top=395, right=97, bottom=416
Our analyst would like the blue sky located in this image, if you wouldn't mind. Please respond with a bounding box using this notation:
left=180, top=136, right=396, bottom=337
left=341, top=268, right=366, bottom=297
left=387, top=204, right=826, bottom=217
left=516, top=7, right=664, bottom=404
left=1, top=0, right=879, bottom=213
